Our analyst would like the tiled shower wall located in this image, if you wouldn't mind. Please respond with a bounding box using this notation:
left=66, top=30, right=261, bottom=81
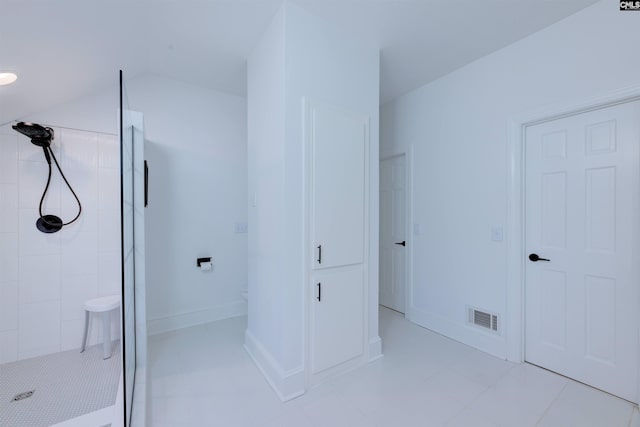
left=0, top=124, right=121, bottom=362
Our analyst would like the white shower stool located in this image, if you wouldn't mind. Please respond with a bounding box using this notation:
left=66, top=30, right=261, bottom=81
left=80, top=295, right=121, bottom=360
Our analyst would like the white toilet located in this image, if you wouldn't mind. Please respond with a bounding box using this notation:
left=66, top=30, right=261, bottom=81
left=80, top=295, right=121, bottom=359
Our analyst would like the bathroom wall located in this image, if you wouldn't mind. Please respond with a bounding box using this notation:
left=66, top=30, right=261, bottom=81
left=380, top=0, right=640, bottom=359
left=126, top=75, right=248, bottom=334
left=19, top=74, right=249, bottom=335
left=0, top=123, right=121, bottom=363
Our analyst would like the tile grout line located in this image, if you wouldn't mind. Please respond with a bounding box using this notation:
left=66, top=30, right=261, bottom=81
left=627, top=404, right=638, bottom=427
left=439, top=373, right=499, bottom=427
left=532, top=380, right=569, bottom=426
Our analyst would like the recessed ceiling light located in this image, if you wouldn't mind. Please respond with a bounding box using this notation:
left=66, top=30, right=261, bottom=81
left=0, top=73, right=18, bottom=86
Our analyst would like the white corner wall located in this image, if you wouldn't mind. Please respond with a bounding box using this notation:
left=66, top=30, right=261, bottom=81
left=247, top=2, right=379, bottom=400
left=246, top=3, right=289, bottom=392
left=380, top=0, right=640, bottom=359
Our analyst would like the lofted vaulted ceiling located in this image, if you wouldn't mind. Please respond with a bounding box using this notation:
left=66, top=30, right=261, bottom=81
left=0, top=0, right=600, bottom=125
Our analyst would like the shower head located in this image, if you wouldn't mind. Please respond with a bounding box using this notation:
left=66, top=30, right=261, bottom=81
left=12, top=122, right=54, bottom=147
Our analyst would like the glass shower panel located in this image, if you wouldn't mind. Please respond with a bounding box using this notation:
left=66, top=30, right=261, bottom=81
left=120, top=70, right=136, bottom=426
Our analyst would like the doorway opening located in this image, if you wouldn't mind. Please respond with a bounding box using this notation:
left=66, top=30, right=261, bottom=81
left=380, top=153, right=408, bottom=315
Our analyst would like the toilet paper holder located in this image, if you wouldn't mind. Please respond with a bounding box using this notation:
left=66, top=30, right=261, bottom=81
left=196, top=257, right=211, bottom=267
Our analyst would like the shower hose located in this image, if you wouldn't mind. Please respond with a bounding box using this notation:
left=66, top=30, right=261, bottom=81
left=40, top=146, right=82, bottom=226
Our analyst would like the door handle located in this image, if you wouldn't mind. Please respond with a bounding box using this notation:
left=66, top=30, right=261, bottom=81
left=144, top=160, right=149, bottom=207
left=317, top=245, right=322, bottom=264
left=317, top=282, right=321, bottom=302
left=395, top=241, right=406, bottom=247
left=528, top=253, right=550, bottom=262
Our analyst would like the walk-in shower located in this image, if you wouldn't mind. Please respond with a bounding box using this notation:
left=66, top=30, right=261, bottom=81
left=0, top=119, right=124, bottom=427
left=12, top=121, right=82, bottom=233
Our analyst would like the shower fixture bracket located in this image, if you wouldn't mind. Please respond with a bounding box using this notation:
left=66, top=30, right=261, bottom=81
left=12, top=121, right=82, bottom=234
left=36, top=215, right=63, bottom=233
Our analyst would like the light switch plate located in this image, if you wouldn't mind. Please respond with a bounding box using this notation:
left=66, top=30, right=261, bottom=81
left=413, top=223, right=421, bottom=236
left=235, top=222, right=248, bottom=233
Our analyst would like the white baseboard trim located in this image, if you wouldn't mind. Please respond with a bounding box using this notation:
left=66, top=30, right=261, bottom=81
left=409, top=305, right=507, bottom=359
left=147, top=300, right=247, bottom=335
left=368, top=336, right=383, bottom=362
left=244, top=329, right=305, bottom=402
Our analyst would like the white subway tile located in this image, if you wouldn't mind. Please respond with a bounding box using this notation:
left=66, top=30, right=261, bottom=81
left=19, top=254, right=61, bottom=304
left=19, top=209, right=61, bottom=256
left=58, top=165, right=98, bottom=224
left=59, top=128, right=98, bottom=170
left=0, top=134, right=18, bottom=184
left=98, top=133, right=120, bottom=170
left=18, top=301, right=60, bottom=355
left=99, top=168, right=120, bottom=211
left=0, top=184, right=18, bottom=232
left=0, top=329, right=18, bottom=363
left=61, top=275, right=98, bottom=321
left=0, top=233, right=18, bottom=282
left=0, top=281, right=18, bottom=331
left=0, top=124, right=14, bottom=135
left=98, top=209, right=121, bottom=253
left=6, top=128, right=119, bottom=362
left=60, top=318, right=84, bottom=351
left=18, top=160, right=61, bottom=210
left=61, top=231, right=98, bottom=278
left=98, top=251, right=121, bottom=297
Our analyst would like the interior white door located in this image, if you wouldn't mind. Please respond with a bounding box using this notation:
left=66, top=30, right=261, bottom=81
left=379, top=155, right=406, bottom=313
left=311, top=104, right=366, bottom=270
left=525, top=100, right=640, bottom=402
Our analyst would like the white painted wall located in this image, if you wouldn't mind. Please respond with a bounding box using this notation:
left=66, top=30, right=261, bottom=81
left=125, top=75, right=248, bottom=334
left=0, top=123, right=121, bottom=362
left=380, top=0, right=640, bottom=358
left=246, top=4, right=287, bottom=375
left=247, top=2, right=379, bottom=398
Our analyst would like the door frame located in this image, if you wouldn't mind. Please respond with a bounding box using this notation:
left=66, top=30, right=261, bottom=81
left=506, top=84, right=640, bottom=400
left=380, top=150, right=412, bottom=320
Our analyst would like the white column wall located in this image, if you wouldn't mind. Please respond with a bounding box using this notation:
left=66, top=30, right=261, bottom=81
left=247, top=2, right=379, bottom=400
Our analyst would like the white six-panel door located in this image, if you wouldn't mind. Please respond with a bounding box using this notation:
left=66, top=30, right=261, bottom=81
left=380, top=155, right=406, bottom=313
left=525, top=101, right=640, bottom=402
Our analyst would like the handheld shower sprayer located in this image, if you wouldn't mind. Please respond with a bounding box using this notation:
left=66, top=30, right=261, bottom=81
left=12, top=122, right=82, bottom=233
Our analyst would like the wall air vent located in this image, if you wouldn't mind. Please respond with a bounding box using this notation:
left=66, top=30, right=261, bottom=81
left=467, top=306, right=499, bottom=334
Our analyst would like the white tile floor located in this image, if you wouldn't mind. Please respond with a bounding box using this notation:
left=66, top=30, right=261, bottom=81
left=148, top=307, right=639, bottom=427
